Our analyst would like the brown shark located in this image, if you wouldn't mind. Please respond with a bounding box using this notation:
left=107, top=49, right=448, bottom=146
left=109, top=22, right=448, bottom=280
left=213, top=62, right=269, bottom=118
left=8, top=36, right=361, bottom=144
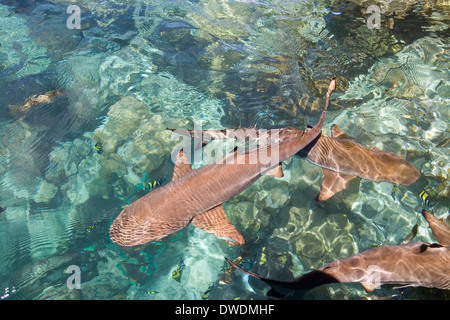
left=109, top=78, right=336, bottom=246
left=226, top=209, right=450, bottom=296
left=299, top=124, right=421, bottom=200
left=176, top=123, right=420, bottom=201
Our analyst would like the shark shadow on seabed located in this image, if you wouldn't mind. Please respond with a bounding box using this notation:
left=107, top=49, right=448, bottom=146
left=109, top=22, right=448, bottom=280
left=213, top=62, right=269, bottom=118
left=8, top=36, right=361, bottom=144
left=226, top=209, right=450, bottom=298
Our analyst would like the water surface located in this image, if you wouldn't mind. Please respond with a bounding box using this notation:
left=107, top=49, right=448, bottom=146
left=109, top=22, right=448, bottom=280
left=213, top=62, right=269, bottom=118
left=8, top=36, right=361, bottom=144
left=0, top=0, right=449, bottom=300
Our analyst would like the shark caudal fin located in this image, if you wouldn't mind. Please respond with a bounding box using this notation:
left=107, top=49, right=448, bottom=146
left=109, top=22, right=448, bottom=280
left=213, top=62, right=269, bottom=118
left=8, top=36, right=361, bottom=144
left=422, top=209, right=450, bottom=246
left=173, top=151, right=247, bottom=245
left=304, top=77, right=336, bottom=145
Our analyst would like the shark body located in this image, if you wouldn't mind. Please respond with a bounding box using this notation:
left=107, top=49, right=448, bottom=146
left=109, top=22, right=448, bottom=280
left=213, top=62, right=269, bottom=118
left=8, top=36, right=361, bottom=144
left=109, top=78, right=336, bottom=246
left=301, top=124, right=421, bottom=200
left=178, top=124, right=420, bottom=201
left=227, top=210, right=450, bottom=296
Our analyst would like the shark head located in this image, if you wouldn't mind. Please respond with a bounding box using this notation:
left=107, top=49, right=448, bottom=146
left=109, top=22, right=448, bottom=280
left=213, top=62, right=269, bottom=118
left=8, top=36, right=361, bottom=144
left=110, top=150, right=248, bottom=246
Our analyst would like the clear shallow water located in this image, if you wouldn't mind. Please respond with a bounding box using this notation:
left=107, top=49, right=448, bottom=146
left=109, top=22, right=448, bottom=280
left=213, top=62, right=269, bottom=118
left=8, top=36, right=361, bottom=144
left=0, top=0, right=448, bottom=300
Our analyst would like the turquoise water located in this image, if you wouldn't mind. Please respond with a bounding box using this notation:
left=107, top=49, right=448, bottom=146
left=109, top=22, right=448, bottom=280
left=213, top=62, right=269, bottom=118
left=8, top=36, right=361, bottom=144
left=0, top=0, right=448, bottom=300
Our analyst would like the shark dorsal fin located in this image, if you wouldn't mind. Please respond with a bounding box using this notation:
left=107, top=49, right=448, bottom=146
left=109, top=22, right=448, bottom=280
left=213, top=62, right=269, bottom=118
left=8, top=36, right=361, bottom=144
left=191, top=206, right=247, bottom=245
left=316, top=168, right=356, bottom=201
left=172, top=151, right=246, bottom=245
left=172, top=150, right=193, bottom=180
left=331, top=124, right=350, bottom=140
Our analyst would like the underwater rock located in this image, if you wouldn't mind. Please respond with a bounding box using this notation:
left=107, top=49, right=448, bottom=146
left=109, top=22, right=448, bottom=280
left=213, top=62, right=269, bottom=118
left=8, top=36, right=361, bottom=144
left=65, top=175, right=89, bottom=204
left=253, top=238, right=295, bottom=280
left=100, top=153, right=127, bottom=176
left=45, top=138, right=92, bottom=183
left=79, top=249, right=130, bottom=299
left=33, top=179, right=58, bottom=203
left=0, top=120, right=43, bottom=194
left=45, top=146, right=69, bottom=184
left=225, top=200, right=259, bottom=241
left=259, top=177, right=290, bottom=209
left=94, top=97, right=174, bottom=177
left=94, top=96, right=149, bottom=148
left=294, top=231, right=326, bottom=261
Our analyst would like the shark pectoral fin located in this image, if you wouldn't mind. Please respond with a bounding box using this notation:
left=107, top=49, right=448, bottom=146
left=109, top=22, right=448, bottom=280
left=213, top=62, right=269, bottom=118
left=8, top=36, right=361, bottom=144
left=316, top=169, right=356, bottom=201
left=360, top=282, right=382, bottom=292
left=264, top=163, right=284, bottom=177
left=191, top=206, right=247, bottom=246
left=172, top=150, right=192, bottom=180
left=331, top=124, right=351, bottom=140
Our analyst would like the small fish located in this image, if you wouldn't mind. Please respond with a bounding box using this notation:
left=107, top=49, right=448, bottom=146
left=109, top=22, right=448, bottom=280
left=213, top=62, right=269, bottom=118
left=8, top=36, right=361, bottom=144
left=145, top=177, right=166, bottom=191
left=172, top=260, right=185, bottom=282
left=95, top=141, right=103, bottom=154
left=146, top=290, right=159, bottom=295
left=391, top=184, right=398, bottom=200
left=401, top=219, right=419, bottom=245
left=0, top=206, right=5, bottom=213
left=158, top=20, right=198, bottom=31
left=82, top=245, right=96, bottom=252
left=419, top=190, right=435, bottom=208
left=201, top=284, right=214, bottom=300
left=436, top=137, right=450, bottom=148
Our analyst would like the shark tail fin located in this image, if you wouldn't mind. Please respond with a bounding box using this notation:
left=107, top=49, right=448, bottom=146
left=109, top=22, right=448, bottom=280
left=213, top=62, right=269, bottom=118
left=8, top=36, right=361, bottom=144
left=303, top=78, right=336, bottom=146
left=316, top=77, right=336, bottom=129
left=226, top=258, right=340, bottom=297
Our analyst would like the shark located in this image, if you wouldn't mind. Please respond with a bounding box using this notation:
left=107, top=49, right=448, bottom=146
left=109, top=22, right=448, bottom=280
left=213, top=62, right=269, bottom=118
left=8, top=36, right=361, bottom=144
left=109, top=78, right=337, bottom=246
left=175, top=123, right=420, bottom=202
left=297, top=124, right=421, bottom=200
left=226, top=209, right=450, bottom=297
